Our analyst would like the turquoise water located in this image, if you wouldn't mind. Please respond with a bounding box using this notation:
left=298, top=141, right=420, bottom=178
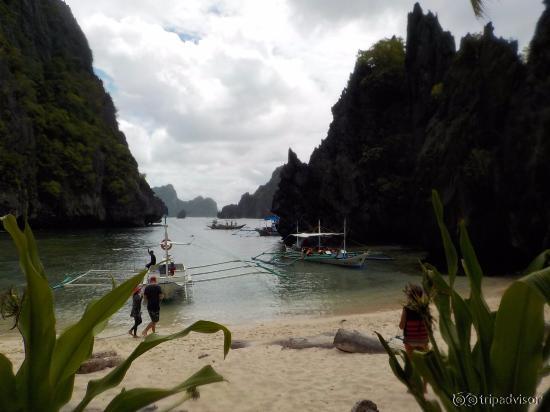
left=0, top=217, right=510, bottom=333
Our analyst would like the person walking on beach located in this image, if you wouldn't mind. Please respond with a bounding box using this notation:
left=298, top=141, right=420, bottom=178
left=146, top=249, right=156, bottom=269
left=142, top=276, right=163, bottom=336
left=128, top=286, right=142, bottom=338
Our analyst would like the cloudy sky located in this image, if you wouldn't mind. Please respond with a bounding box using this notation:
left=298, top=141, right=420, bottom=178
left=65, top=0, right=544, bottom=207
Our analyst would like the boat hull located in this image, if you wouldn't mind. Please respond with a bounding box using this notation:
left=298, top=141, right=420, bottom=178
left=208, top=224, right=246, bottom=230
left=146, top=263, right=190, bottom=301
left=283, top=250, right=367, bottom=268
left=157, top=280, right=187, bottom=300
left=255, top=228, right=280, bottom=236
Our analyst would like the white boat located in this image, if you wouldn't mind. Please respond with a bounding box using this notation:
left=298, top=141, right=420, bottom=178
left=144, top=219, right=192, bottom=300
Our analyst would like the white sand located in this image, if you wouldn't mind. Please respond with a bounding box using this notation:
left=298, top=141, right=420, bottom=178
left=0, top=295, right=548, bottom=412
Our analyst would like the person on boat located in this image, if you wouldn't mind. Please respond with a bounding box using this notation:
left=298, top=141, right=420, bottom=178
left=142, top=276, right=164, bottom=336
left=399, top=283, right=432, bottom=392
left=146, top=249, right=156, bottom=269
left=128, top=286, right=142, bottom=338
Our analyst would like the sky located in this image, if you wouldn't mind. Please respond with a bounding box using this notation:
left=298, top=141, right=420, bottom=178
left=64, top=0, right=545, bottom=207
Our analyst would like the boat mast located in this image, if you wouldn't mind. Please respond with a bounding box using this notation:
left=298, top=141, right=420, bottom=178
left=295, top=220, right=299, bottom=248
left=318, top=219, right=321, bottom=249
left=164, top=216, right=169, bottom=272
left=343, top=217, right=347, bottom=251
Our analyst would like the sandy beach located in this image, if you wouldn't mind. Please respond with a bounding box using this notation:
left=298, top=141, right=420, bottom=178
left=1, top=292, right=547, bottom=412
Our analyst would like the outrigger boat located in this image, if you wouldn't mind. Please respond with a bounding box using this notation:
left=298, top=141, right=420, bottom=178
left=252, top=219, right=372, bottom=269
left=208, top=219, right=246, bottom=230
left=145, top=219, right=192, bottom=300
left=284, top=220, right=367, bottom=268
left=52, top=218, right=193, bottom=301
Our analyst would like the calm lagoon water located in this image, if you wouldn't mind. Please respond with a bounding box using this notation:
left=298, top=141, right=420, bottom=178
left=0, top=217, right=511, bottom=334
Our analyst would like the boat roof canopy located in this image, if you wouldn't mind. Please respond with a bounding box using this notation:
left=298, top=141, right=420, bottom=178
left=291, top=232, right=344, bottom=238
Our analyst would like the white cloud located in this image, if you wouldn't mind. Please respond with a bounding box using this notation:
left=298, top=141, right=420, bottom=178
left=64, top=0, right=544, bottom=206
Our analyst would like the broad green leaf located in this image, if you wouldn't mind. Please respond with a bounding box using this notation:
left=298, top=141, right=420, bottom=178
left=103, top=365, right=224, bottom=412
left=376, top=332, right=408, bottom=384
left=431, top=190, right=458, bottom=286
left=375, top=333, right=441, bottom=412
left=2, top=216, right=56, bottom=411
left=74, top=320, right=231, bottom=412
left=460, top=222, right=494, bottom=393
left=524, top=250, right=550, bottom=275
left=0, top=353, right=18, bottom=412
left=491, top=281, right=544, bottom=407
left=50, top=269, right=147, bottom=404
left=459, top=221, right=484, bottom=294
left=450, top=291, right=480, bottom=394
left=519, top=266, right=550, bottom=303
left=422, top=264, right=467, bottom=389
left=410, top=351, right=451, bottom=412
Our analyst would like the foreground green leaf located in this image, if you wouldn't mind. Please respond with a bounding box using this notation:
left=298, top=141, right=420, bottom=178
left=103, top=365, right=224, bottom=412
left=50, top=269, right=147, bottom=407
left=0, top=353, right=18, bottom=412
left=491, top=281, right=545, bottom=405
left=2, top=216, right=56, bottom=411
left=74, top=320, right=231, bottom=412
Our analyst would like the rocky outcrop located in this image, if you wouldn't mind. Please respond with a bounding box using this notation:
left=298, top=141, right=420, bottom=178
left=0, top=0, right=165, bottom=226
left=218, top=166, right=282, bottom=218
left=152, top=184, right=218, bottom=217
left=273, top=2, right=550, bottom=272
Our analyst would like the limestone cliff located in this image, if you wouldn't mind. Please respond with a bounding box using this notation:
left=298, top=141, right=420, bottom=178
left=0, top=0, right=165, bottom=226
left=273, top=2, right=550, bottom=272
left=218, top=166, right=282, bottom=218
left=152, top=185, right=218, bottom=217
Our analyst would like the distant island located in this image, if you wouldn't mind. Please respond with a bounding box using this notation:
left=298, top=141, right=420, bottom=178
left=218, top=166, right=282, bottom=218
left=0, top=0, right=165, bottom=227
left=153, top=184, right=218, bottom=217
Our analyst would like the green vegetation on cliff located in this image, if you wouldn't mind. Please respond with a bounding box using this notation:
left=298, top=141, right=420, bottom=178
left=0, top=0, right=164, bottom=226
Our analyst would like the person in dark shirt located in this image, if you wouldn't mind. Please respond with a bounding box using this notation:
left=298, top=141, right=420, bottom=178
left=146, top=249, right=156, bottom=269
left=142, top=276, right=163, bottom=336
left=128, top=286, right=142, bottom=338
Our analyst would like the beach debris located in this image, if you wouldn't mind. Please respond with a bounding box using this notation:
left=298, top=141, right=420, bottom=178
left=231, top=339, right=251, bottom=349
left=272, top=334, right=334, bottom=349
left=91, top=350, right=118, bottom=359
left=351, top=399, right=379, bottom=412
left=333, top=329, right=385, bottom=354
left=78, top=351, right=123, bottom=374
left=198, top=353, right=210, bottom=359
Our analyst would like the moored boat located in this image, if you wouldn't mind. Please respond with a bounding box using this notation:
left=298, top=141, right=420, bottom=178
left=145, top=218, right=192, bottom=300
left=255, top=214, right=280, bottom=236
left=283, top=231, right=368, bottom=268
left=208, top=219, right=246, bottom=230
